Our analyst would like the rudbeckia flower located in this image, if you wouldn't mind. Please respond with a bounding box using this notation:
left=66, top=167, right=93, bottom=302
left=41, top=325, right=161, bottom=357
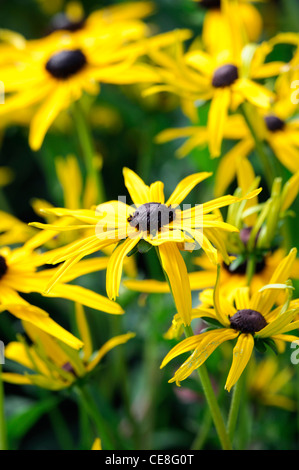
left=1, top=305, right=135, bottom=390
left=247, top=356, right=296, bottom=411
left=30, top=168, right=260, bottom=326
left=0, top=20, right=188, bottom=150
left=143, top=29, right=295, bottom=156
left=124, top=159, right=299, bottom=300
left=161, top=248, right=299, bottom=392
left=0, top=230, right=124, bottom=346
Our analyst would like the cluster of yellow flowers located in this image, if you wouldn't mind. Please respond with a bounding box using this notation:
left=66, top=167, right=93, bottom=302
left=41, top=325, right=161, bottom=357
left=0, top=0, right=299, bottom=450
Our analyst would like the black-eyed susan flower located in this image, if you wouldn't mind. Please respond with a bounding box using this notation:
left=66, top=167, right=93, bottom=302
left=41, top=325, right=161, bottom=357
left=124, top=159, right=299, bottom=298
left=30, top=168, right=260, bottom=326
left=0, top=18, right=188, bottom=150
left=143, top=29, right=295, bottom=156
left=161, top=248, right=299, bottom=391
left=1, top=304, right=135, bottom=390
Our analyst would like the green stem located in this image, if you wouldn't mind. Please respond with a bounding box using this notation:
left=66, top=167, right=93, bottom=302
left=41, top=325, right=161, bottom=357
left=246, top=255, right=256, bottom=286
left=184, top=326, right=232, bottom=450
left=155, top=247, right=232, bottom=449
left=74, top=385, right=116, bottom=450
left=0, top=365, right=7, bottom=450
left=227, top=372, right=245, bottom=443
left=240, top=103, right=275, bottom=192
left=72, top=100, right=105, bottom=204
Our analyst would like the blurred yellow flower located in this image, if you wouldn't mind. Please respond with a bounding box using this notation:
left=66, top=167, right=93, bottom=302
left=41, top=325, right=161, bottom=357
left=1, top=304, right=135, bottom=390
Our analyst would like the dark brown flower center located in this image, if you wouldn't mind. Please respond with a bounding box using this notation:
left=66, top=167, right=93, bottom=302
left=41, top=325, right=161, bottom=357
left=128, top=203, right=176, bottom=235
left=198, top=0, right=221, bottom=8
left=45, top=49, right=87, bottom=79
left=0, top=255, right=8, bottom=280
left=229, top=309, right=267, bottom=334
left=50, top=13, right=86, bottom=32
left=212, top=64, right=239, bottom=88
left=264, top=115, right=285, bottom=132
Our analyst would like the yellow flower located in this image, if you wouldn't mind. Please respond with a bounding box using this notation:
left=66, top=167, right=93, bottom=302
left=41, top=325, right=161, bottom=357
left=125, top=159, right=299, bottom=300
left=0, top=231, right=124, bottom=347
left=143, top=31, right=296, bottom=157
left=0, top=17, right=183, bottom=150
left=1, top=304, right=135, bottom=390
left=30, top=168, right=260, bottom=326
left=247, top=356, right=296, bottom=412
left=161, top=248, right=299, bottom=391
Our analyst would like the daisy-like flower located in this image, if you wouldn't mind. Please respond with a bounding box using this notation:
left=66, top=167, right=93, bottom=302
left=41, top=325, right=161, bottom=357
left=0, top=20, right=188, bottom=150
left=124, top=159, right=299, bottom=298
left=247, top=356, right=296, bottom=412
left=1, top=304, right=135, bottom=390
left=30, top=168, right=260, bottom=326
left=143, top=28, right=295, bottom=157
left=161, top=248, right=299, bottom=392
left=0, top=230, right=124, bottom=347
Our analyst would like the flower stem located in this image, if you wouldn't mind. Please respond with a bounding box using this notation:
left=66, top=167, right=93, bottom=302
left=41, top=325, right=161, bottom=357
left=184, top=325, right=233, bottom=450
left=72, top=100, right=105, bottom=204
left=74, top=385, right=116, bottom=450
left=240, top=103, right=275, bottom=192
left=227, top=371, right=245, bottom=443
left=155, top=247, right=232, bottom=449
left=0, top=365, right=7, bottom=450
left=246, top=255, right=256, bottom=286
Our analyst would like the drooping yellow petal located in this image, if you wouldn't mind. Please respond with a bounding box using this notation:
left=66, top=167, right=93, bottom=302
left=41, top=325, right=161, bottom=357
left=29, top=84, right=71, bottom=151
left=170, top=329, right=238, bottom=385
left=208, top=87, right=231, bottom=158
left=106, top=235, right=140, bottom=300
left=225, top=333, right=254, bottom=392
left=158, top=242, right=192, bottom=325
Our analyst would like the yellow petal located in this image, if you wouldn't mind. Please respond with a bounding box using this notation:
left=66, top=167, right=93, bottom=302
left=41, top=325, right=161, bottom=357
left=123, top=167, right=151, bottom=206
left=158, top=242, right=192, bottom=325
left=166, top=172, right=212, bottom=206
left=225, top=334, right=254, bottom=392
left=106, top=236, right=140, bottom=300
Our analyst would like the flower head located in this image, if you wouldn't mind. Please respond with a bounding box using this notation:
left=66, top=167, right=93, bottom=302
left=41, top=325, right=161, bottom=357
left=1, top=304, right=135, bottom=390
left=161, top=248, right=299, bottom=391
left=30, top=168, right=260, bottom=325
